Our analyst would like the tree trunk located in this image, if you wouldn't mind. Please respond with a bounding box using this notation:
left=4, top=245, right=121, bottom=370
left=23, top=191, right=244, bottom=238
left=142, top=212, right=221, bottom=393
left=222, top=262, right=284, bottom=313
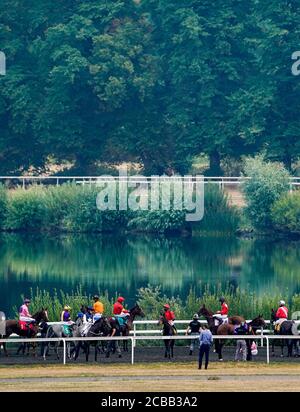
left=207, top=149, right=222, bottom=176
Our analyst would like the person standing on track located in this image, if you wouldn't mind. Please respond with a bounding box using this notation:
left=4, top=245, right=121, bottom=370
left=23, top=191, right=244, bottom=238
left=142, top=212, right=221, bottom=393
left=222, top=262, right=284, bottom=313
left=198, top=324, right=213, bottom=370
left=186, top=314, right=201, bottom=355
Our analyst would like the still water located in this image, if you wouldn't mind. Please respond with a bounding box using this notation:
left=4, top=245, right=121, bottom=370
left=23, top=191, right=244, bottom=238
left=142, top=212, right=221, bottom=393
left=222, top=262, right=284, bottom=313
left=0, top=233, right=300, bottom=316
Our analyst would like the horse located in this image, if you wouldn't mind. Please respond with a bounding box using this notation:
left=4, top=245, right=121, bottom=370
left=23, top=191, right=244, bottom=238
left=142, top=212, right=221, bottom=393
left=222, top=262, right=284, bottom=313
left=198, top=304, right=244, bottom=360
left=158, top=313, right=176, bottom=359
left=82, top=317, right=112, bottom=362
left=2, top=309, right=49, bottom=357
left=217, top=314, right=266, bottom=361
left=198, top=304, right=265, bottom=361
left=270, top=309, right=299, bottom=357
left=42, top=320, right=76, bottom=360
left=118, top=304, right=145, bottom=352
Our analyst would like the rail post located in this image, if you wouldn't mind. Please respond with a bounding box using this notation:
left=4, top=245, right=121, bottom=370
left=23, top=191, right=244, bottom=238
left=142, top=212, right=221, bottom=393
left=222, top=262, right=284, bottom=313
left=131, top=338, right=135, bottom=365
left=266, top=336, right=270, bottom=364
left=62, top=338, right=66, bottom=365
left=260, top=328, right=264, bottom=347
left=133, top=323, right=136, bottom=348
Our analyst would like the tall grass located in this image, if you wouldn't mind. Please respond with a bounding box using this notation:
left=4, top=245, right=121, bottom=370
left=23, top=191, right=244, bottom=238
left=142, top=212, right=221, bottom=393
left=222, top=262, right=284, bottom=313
left=1, top=183, right=239, bottom=234
left=14, top=285, right=299, bottom=322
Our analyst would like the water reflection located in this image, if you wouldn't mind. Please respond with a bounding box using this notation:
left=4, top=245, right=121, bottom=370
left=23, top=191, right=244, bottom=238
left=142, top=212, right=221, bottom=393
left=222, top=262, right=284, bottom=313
left=0, top=233, right=299, bottom=316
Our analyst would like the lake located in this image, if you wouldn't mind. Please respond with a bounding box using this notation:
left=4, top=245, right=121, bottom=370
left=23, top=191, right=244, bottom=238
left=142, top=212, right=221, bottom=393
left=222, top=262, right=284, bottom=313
left=0, top=233, right=300, bottom=316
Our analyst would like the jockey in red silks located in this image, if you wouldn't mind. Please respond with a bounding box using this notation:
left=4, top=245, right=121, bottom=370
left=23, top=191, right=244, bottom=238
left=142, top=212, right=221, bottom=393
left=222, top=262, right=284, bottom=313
left=213, top=297, right=229, bottom=326
left=163, top=304, right=175, bottom=324
left=113, top=297, right=129, bottom=315
left=275, top=300, right=288, bottom=330
left=113, top=297, right=130, bottom=328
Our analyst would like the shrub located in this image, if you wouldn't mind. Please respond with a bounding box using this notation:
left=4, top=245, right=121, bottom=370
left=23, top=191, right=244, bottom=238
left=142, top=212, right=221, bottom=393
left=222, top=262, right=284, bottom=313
left=242, top=156, right=290, bottom=229
left=271, top=191, right=300, bottom=234
left=5, top=186, right=46, bottom=231
left=0, top=184, right=7, bottom=228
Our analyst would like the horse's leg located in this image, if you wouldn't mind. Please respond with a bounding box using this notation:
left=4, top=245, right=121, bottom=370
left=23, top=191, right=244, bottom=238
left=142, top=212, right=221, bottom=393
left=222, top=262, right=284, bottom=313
left=164, top=340, right=168, bottom=358
left=218, top=341, right=224, bottom=361
left=246, top=340, right=252, bottom=361
left=86, top=343, right=90, bottom=362
left=287, top=339, right=293, bottom=357
left=280, top=339, right=284, bottom=357
left=171, top=341, right=174, bottom=358
left=216, top=339, right=223, bottom=361
left=3, top=342, right=8, bottom=357
left=271, top=338, right=275, bottom=356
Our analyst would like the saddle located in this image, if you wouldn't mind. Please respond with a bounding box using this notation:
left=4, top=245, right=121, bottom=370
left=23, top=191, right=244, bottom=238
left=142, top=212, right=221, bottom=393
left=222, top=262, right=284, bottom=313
left=19, top=321, right=35, bottom=331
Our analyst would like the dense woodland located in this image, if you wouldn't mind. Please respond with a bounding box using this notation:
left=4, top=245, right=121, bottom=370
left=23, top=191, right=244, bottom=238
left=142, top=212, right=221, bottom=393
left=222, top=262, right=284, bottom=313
left=0, top=0, right=300, bottom=175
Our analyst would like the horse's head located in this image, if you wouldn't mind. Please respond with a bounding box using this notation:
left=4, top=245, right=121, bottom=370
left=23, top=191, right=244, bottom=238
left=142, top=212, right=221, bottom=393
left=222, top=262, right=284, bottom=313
left=198, top=304, right=212, bottom=318
left=33, top=308, right=49, bottom=324
left=250, top=314, right=266, bottom=330
left=130, top=304, right=145, bottom=319
left=271, top=309, right=276, bottom=322
left=158, top=313, right=168, bottom=326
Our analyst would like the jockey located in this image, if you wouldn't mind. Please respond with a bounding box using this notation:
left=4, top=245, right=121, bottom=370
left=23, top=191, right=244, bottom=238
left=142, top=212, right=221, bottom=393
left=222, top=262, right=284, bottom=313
left=113, top=297, right=130, bottom=327
left=113, top=297, right=129, bottom=316
left=19, top=299, right=35, bottom=324
left=93, top=295, right=104, bottom=318
left=163, top=304, right=175, bottom=325
left=61, top=305, right=72, bottom=323
left=275, top=300, right=288, bottom=331
left=213, top=297, right=229, bottom=326
left=93, top=295, right=104, bottom=323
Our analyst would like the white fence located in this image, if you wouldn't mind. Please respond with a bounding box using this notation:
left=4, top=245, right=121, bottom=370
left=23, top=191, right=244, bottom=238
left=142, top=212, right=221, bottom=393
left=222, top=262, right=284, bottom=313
left=0, top=176, right=299, bottom=190
left=0, top=334, right=299, bottom=365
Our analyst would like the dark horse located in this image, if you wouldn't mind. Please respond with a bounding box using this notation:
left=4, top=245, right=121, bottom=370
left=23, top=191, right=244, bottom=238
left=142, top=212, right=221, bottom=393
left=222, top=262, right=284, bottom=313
left=271, top=309, right=299, bottom=357
left=2, top=309, right=49, bottom=357
left=74, top=317, right=112, bottom=362
left=198, top=305, right=265, bottom=361
left=119, top=304, right=145, bottom=352
left=158, top=313, right=176, bottom=359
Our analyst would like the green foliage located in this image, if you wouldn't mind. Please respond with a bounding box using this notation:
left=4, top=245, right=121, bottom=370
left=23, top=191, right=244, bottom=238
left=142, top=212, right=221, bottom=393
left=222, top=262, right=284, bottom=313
left=16, top=285, right=300, bottom=322
left=1, top=1, right=300, bottom=174
left=1, top=183, right=238, bottom=234
left=5, top=186, right=46, bottom=231
left=137, top=285, right=297, bottom=321
left=271, top=192, right=300, bottom=234
left=242, top=156, right=290, bottom=229
left=195, top=185, right=240, bottom=234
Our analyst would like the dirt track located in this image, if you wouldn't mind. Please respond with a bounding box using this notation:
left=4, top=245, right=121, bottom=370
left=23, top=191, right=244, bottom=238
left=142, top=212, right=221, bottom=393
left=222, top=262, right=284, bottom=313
left=0, top=344, right=299, bottom=365
left=0, top=362, right=299, bottom=392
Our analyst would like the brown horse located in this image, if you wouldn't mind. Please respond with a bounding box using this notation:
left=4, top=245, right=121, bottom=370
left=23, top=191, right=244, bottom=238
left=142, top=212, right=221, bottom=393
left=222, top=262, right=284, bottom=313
left=119, top=304, right=145, bottom=352
left=2, top=309, right=49, bottom=356
left=158, top=313, right=176, bottom=359
left=198, top=304, right=265, bottom=360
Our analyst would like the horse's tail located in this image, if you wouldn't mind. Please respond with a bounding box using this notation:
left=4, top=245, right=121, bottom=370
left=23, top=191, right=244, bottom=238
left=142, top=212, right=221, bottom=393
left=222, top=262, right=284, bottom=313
left=292, top=322, right=299, bottom=336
